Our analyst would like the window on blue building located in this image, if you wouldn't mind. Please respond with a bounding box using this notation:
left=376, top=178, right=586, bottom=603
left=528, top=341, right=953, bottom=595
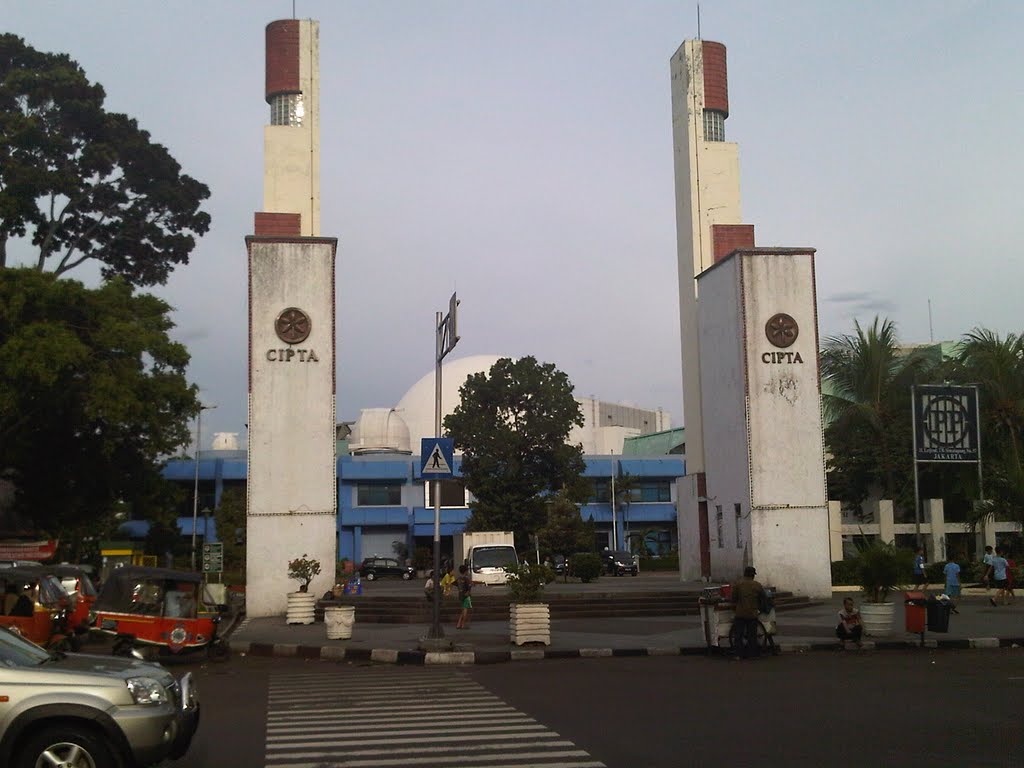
left=356, top=483, right=402, bottom=506
left=589, top=480, right=611, bottom=503
left=623, top=481, right=672, bottom=503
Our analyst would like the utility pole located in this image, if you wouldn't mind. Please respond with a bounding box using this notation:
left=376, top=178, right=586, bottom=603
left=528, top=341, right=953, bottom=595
left=191, top=404, right=217, bottom=571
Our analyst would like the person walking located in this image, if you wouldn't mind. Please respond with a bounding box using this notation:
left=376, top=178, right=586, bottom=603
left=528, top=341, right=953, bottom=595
left=987, top=548, right=1011, bottom=607
left=913, top=547, right=928, bottom=591
left=729, top=566, right=765, bottom=659
left=942, top=554, right=961, bottom=614
left=455, top=564, right=478, bottom=629
left=982, top=545, right=995, bottom=590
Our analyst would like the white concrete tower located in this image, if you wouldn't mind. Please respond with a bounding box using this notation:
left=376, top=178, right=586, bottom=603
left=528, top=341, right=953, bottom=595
left=258, top=19, right=320, bottom=237
left=671, top=40, right=753, bottom=580
left=669, top=39, right=831, bottom=596
left=246, top=18, right=337, bottom=616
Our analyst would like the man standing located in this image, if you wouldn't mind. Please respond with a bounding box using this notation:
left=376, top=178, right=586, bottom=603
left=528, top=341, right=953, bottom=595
left=730, top=566, right=765, bottom=659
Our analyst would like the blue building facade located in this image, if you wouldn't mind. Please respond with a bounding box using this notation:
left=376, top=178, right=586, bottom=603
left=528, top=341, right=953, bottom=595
left=161, top=451, right=684, bottom=561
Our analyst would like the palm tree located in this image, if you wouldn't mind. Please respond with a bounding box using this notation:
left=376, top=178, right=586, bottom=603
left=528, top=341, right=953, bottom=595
left=820, top=317, right=937, bottom=510
left=950, top=328, right=1024, bottom=525
left=953, top=329, right=1024, bottom=470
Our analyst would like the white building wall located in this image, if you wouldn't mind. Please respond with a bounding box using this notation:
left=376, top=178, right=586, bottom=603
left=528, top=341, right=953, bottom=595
left=695, top=256, right=750, bottom=579
left=739, top=251, right=831, bottom=596
left=247, top=238, right=337, bottom=615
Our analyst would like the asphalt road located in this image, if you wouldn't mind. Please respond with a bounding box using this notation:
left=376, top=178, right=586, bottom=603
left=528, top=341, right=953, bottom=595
left=171, top=649, right=1024, bottom=767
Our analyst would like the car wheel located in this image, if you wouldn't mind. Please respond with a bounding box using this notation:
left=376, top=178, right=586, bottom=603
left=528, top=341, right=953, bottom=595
left=401, top=572, right=412, bottom=580
left=365, top=572, right=376, bottom=581
left=16, top=724, right=117, bottom=768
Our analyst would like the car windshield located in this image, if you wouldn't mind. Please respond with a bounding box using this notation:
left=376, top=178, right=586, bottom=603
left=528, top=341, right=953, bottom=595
left=609, top=551, right=633, bottom=561
left=473, top=546, right=517, bottom=568
left=0, top=626, right=51, bottom=667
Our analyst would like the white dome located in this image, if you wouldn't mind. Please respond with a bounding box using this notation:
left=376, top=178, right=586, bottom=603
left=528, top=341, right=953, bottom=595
left=395, top=354, right=504, bottom=451
left=350, top=408, right=412, bottom=455
left=211, top=432, right=239, bottom=450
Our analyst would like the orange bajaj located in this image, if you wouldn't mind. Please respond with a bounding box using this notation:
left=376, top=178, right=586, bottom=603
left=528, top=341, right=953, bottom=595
left=90, top=566, right=230, bottom=662
left=0, top=567, right=72, bottom=650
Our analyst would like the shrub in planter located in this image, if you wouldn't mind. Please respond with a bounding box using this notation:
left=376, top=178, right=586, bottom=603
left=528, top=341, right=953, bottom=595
left=505, top=562, right=553, bottom=603
left=287, top=554, right=322, bottom=593
left=830, top=559, right=859, bottom=586
left=569, top=553, right=602, bottom=583
left=856, top=540, right=912, bottom=603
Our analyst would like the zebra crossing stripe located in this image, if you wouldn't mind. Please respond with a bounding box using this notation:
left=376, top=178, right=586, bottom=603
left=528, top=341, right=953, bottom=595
left=264, top=670, right=605, bottom=768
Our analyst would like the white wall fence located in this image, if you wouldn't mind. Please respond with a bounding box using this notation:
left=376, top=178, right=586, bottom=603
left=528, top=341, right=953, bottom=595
left=828, top=499, right=1022, bottom=562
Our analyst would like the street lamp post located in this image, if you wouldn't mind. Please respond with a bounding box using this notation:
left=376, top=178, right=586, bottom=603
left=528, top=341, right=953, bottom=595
left=191, top=404, right=216, bottom=571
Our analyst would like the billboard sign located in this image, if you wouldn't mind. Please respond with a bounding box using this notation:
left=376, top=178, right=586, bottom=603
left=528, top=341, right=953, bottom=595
left=913, top=385, right=981, bottom=463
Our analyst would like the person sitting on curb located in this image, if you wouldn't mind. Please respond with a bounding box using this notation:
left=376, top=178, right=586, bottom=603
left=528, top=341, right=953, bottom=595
left=836, top=597, right=863, bottom=648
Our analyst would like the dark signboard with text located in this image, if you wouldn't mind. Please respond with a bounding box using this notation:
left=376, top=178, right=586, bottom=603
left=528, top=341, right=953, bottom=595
left=913, top=385, right=980, bottom=463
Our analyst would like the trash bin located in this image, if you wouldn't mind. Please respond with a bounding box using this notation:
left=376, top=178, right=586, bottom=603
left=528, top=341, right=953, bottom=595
left=904, top=591, right=927, bottom=633
left=926, top=596, right=952, bottom=633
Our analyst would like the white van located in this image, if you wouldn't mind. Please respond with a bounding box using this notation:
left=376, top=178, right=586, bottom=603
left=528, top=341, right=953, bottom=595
left=468, top=544, right=519, bottom=586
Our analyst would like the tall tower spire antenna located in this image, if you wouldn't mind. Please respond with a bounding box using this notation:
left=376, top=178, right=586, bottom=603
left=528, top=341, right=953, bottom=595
left=697, top=4, right=701, bottom=40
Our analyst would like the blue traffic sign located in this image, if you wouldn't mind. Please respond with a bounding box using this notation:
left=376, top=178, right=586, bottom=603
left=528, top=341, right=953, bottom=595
left=421, top=438, right=455, bottom=479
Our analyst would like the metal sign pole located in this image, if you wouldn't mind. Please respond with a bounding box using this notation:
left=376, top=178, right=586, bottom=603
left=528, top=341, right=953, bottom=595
left=430, top=310, right=444, bottom=640
left=911, top=386, right=922, bottom=548
left=427, top=293, right=459, bottom=641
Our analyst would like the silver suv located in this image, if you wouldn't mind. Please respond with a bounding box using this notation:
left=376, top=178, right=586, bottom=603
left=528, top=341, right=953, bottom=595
left=0, top=626, right=199, bottom=767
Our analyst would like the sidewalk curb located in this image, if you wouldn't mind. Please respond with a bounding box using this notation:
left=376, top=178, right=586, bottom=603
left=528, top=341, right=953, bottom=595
left=227, top=636, right=1024, bottom=665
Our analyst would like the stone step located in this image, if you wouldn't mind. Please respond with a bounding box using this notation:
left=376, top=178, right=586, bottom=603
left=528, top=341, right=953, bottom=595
left=313, top=590, right=818, bottom=623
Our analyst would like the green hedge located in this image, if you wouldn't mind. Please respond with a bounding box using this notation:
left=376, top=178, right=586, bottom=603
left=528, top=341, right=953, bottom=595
left=639, top=555, right=679, bottom=571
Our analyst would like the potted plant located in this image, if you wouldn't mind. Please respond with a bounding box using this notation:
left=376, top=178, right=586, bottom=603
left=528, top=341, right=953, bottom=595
left=285, top=554, right=321, bottom=625
left=506, top=562, right=553, bottom=646
left=855, top=540, right=912, bottom=637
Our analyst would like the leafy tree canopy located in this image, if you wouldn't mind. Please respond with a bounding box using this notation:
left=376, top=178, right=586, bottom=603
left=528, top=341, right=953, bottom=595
left=821, top=317, right=938, bottom=513
left=0, top=268, right=199, bottom=534
left=444, top=356, right=586, bottom=548
left=537, top=491, right=593, bottom=558
left=0, top=34, right=210, bottom=286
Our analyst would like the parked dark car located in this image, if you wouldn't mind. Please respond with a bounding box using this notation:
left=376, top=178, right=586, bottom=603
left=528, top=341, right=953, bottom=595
left=359, top=557, right=415, bottom=581
left=603, top=550, right=639, bottom=576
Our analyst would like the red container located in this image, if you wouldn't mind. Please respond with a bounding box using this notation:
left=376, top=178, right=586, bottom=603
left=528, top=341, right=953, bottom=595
left=904, top=591, right=927, bottom=633
left=719, top=584, right=733, bottom=600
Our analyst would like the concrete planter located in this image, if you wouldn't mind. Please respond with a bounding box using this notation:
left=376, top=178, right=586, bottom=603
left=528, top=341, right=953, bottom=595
left=286, top=591, right=316, bottom=625
left=510, top=603, right=550, bottom=646
left=324, top=605, right=355, bottom=639
left=859, top=602, right=895, bottom=637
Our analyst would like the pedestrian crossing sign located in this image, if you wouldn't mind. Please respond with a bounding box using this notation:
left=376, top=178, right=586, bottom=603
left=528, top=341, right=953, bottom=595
left=421, top=438, right=454, bottom=478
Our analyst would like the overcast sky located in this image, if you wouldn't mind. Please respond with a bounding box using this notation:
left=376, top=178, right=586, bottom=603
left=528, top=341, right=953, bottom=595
left=6, top=0, right=1023, bottom=445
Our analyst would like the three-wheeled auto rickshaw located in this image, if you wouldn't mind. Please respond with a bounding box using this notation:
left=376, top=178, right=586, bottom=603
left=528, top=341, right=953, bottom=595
left=89, top=566, right=230, bottom=661
left=0, top=566, right=73, bottom=650
left=45, top=563, right=99, bottom=639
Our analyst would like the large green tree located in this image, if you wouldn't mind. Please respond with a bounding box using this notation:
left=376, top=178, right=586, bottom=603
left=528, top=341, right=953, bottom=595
left=821, top=317, right=938, bottom=515
left=0, top=268, right=198, bottom=534
left=444, top=356, right=586, bottom=548
left=0, top=34, right=210, bottom=286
